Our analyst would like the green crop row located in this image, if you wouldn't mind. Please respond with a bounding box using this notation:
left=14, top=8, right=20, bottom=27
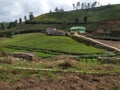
left=3, top=33, right=106, bottom=54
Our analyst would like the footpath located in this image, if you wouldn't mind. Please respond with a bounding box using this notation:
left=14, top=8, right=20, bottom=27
left=73, top=33, right=120, bottom=53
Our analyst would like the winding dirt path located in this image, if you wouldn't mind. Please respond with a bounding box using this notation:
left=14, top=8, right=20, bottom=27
left=74, top=33, right=120, bottom=53
left=95, top=39, right=120, bottom=49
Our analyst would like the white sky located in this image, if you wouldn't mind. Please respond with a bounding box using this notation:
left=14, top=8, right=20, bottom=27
left=0, top=0, right=120, bottom=22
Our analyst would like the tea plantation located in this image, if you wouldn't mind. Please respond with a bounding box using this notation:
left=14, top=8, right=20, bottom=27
left=3, top=33, right=105, bottom=56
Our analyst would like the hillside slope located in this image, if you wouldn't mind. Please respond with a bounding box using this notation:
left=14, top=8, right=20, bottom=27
left=34, top=4, right=120, bottom=22
left=2, top=4, right=120, bottom=39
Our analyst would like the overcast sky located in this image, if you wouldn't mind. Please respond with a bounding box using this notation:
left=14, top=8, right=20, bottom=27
left=0, top=0, right=120, bottom=22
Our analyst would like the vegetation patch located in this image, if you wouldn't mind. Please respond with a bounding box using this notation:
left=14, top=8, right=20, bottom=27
left=3, top=47, right=55, bottom=58
left=0, top=55, right=120, bottom=90
left=57, top=61, right=75, bottom=69
left=34, top=4, right=120, bottom=23
left=3, top=33, right=105, bottom=56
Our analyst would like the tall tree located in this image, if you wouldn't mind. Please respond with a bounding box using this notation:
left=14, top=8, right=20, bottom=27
left=84, top=3, right=87, bottom=9
left=91, top=1, right=97, bottom=8
left=19, top=18, right=22, bottom=24
left=81, top=3, right=84, bottom=9
left=7, top=22, right=12, bottom=29
left=55, top=7, right=59, bottom=12
left=29, top=12, right=34, bottom=21
left=0, top=23, right=4, bottom=30
left=7, top=20, right=18, bottom=29
left=87, top=3, right=91, bottom=9
left=12, top=20, right=18, bottom=27
left=76, top=2, right=80, bottom=9
left=24, top=16, right=27, bottom=21
left=59, top=8, right=64, bottom=12
left=98, top=2, right=100, bottom=6
left=84, top=16, right=88, bottom=23
left=73, top=4, right=75, bottom=10
left=49, top=10, right=52, bottom=13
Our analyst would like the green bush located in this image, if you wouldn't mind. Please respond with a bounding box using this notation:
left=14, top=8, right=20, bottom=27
left=0, top=31, right=13, bottom=37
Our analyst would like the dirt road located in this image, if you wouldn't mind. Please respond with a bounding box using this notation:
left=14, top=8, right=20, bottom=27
left=74, top=33, right=120, bottom=53
left=95, top=39, right=120, bottom=49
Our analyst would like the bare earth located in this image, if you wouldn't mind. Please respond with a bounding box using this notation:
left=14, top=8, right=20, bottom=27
left=96, top=39, right=120, bottom=49
left=0, top=73, right=120, bottom=90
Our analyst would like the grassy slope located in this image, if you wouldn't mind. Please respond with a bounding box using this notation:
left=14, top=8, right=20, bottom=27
left=3, top=33, right=105, bottom=54
left=0, top=57, right=120, bottom=84
left=6, top=4, right=120, bottom=32
left=3, top=48, right=54, bottom=58
left=35, top=4, right=120, bottom=22
left=8, top=23, right=70, bottom=31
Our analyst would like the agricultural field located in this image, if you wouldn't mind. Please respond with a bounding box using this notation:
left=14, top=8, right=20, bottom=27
left=2, top=33, right=106, bottom=57
left=0, top=30, right=119, bottom=90
left=3, top=48, right=55, bottom=58
left=0, top=56, right=120, bottom=90
left=0, top=1, right=120, bottom=90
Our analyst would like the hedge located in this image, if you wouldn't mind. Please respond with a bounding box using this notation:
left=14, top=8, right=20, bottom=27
left=0, top=31, right=13, bottom=37
left=0, top=29, right=43, bottom=37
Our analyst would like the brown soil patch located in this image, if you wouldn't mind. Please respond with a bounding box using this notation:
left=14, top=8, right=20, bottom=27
left=95, top=39, right=120, bottom=49
left=96, top=20, right=120, bottom=34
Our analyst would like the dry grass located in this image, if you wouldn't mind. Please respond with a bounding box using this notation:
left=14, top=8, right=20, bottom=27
left=0, top=56, right=13, bottom=64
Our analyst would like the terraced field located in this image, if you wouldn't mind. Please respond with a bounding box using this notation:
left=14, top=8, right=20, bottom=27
left=1, top=33, right=120, bottom=90
left=3, top=33, right=105, bottom=57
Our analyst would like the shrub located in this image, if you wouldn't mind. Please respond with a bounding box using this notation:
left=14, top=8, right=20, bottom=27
left=58, top=61, right=73, bottom=69
left=0, top=31, right=13, bottom=37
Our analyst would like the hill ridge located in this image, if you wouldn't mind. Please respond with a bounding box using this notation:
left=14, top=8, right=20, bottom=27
left=34, top=4, right=120, bottom=23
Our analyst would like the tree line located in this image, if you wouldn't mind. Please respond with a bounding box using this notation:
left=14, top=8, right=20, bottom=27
left=72, top=1, right=100, bottom=10
left=49, top=7, right=64, bottom=13
left=0, top=12, right=34, bottom=30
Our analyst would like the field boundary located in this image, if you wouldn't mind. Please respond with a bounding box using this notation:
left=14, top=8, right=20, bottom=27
left=5, top=45, right=104, bottom=56
left=7, top=67, right=119, bottom=75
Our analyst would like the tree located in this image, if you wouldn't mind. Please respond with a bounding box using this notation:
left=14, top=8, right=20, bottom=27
left=84, top=3, right=86, bottom=9
left=81, top=3, right=84, bottom=9
left=59, top=8, right=64, bottom=12
left=14, top=20, right=18, bottom=26
left=49, top=10, right=52, bottom=13
left=76, top=2, right=80, bottom=9
left=10, top=20, right=18, bottom=28
left=73, top=4, right=75, bottom=10
left=98, top=2, right=100, bottom=6
left=19, top=18, right=22, bottom=24
left=0, top=23, right=4, bottom=30
left=91, top=1, right=97, bottom=8
left=7, top=22, right=12, bottom=29
left=75, top=18, right=79, bottom=24
left=29, top=12, right=34, bottom=21
left=24, top=16, right=27, bottom=21
left=87, top=3, right=91, bottom=9
left=84, top=16, right=88, bottom=23
left=7, top=20, right=18, bottom=29
left=55, top=7, right=59, bottom=12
